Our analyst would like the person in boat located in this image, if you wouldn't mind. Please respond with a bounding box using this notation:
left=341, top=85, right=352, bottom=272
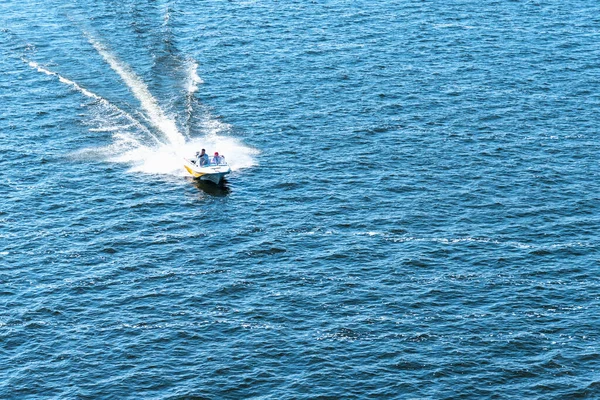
left=213, top=152, right=221, bottom=165
left=197, top=149, right=209, bottom=166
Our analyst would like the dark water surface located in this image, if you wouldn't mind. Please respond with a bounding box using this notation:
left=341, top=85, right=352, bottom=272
left=2, top=0, right=600, bottom=398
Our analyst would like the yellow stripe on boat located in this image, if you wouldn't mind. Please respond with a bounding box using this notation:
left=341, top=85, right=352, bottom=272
left=184, top=164, right=204, bottom=178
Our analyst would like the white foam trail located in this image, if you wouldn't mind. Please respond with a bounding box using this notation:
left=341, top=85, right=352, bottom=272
left=163, top=4, right=172, bottom=26
left=185, top=59, right=203, bottom=94
left=183, top=58, right=204, bottom=137
left=86, top=34, right=185, bottom=146
left=28, top=60, right=101, bottom=100
left=24, top=59, right=160, bottom=144
left=88, top=124, right=136, bottom=132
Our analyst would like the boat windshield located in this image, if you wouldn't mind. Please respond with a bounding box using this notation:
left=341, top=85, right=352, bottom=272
left=209, top=156, right=227, bottom=166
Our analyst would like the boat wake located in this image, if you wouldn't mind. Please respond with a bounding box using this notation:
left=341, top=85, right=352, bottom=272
left=24, top=33, right=257, bottom=178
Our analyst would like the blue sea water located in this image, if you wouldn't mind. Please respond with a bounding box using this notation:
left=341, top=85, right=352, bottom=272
left=2, top=0, right=600, bottom=398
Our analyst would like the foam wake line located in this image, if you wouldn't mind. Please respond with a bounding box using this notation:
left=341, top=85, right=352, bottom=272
left=186, top=59, right=204, bottom=94
left=23, top=59, right=160, bottom=144
left=86, top=33, right=185, bottom=147
left=183, top=58, right=203, bottom=138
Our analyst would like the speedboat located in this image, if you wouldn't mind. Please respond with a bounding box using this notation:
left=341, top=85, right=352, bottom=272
left=183, top=155, right=231, bottom=184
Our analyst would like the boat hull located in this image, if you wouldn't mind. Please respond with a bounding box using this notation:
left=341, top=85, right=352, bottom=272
left=183, top=159, right=231, bottom=184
